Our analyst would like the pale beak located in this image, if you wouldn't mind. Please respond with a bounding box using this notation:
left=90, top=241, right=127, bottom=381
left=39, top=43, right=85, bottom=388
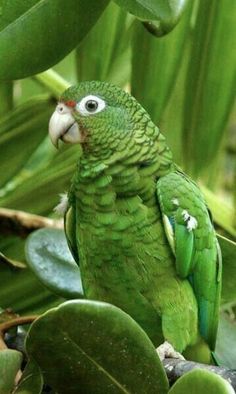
left=49, top=103, right=82, bottom=148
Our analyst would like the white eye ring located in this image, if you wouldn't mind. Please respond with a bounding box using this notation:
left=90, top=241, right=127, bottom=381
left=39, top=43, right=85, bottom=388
left=76, top=95, right=106, bottom=116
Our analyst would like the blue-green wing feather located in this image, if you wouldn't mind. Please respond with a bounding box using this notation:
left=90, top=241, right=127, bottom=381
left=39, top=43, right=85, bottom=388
left=156, top=170, right=221, bottom=349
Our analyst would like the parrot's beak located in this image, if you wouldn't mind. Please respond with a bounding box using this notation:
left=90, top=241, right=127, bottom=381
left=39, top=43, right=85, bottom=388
left=49, top=103, right=82, bottom=148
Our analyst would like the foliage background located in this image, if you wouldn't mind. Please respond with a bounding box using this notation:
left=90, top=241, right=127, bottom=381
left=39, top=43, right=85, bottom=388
left=0, top=0, right=235, bottom=392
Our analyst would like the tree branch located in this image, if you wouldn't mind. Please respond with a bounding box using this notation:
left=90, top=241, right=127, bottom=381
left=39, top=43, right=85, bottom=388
left=0, top=315, right=38, bottom=348
left=0, top=315, right=38, bottom=334
left=163, top=358, right=236, bottom=390
left=0, top=208, right=62, bottom=238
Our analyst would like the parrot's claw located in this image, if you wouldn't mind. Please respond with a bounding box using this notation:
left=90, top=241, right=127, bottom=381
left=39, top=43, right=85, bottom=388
left=156, top=341, right=185, bottom=361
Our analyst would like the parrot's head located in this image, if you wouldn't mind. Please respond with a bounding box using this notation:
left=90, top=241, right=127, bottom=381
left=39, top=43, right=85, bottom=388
left=49, top=81, right=161, bottom=162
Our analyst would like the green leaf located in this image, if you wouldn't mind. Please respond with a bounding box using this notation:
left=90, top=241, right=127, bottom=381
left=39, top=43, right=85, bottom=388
left=131, top=1, right=192, bottom=124
left=215, top=313, right=236, bottom=370
left=76, top=2, right=133, bottom=85
left=25, top=228, right=83, bottom=299
left=0, top=81, right=13, bottom=116
left=14, top=359, right=43, bottom=394
left=156, top=47, right=189, bottom=165
left=0, top=94, right=50, bottom=135
left=202, top=185, right=236, bottom=238
left=0, top=96, right=55, bottom=189
left=0, top=263, right=62, bottom=315
left=0, top=349, right=22, bottom=394
left=182, top=0, right=236, bottom=178
left=217, top=234, right=236, bottom=305
left=114, top=0, right=189, bottom=35
left=0, top=234, right=26, bottom=266
left=169, top=368, right=234, bottom=394
left=26, top=300, right=169, bottom=394
left=0, top=144, right=81, bottom=215
left=0, top=252, right=25, bottom=269
left=0, top=0, right=109, bottom=80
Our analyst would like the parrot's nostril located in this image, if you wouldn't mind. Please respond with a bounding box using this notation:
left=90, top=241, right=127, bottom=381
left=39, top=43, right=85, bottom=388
left=56, top=102, right=74, bottom=114
left=56, top=103, right=68, bottom=114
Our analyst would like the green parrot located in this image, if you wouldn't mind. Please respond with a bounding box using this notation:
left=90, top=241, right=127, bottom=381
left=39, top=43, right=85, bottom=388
left=49, top=81, right=221, bottom=363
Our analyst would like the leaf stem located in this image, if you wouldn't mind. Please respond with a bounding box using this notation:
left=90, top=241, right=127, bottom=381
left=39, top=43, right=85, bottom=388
left=0, top=315, right=38, bottom=353
left=33, top=69, right=71, bottom=98
left=0, top=315, right=38, bottom=334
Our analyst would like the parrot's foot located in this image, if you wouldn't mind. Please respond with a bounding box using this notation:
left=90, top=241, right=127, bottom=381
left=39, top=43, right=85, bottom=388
left=156, top=341, right=185, bottom=361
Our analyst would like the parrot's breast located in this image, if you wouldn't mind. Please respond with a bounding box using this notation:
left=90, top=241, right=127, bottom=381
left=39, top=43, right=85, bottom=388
left=71, top=166, right=199, bottom=349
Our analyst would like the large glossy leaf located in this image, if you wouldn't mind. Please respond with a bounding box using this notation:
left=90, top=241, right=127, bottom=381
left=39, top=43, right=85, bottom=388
left=182, top=0, right=236, bottom=178
left=26, top=300, right=169, bottom=394
left=0, top=349, right=22, bottom=394
left=217, top=235, right=236, bottom=305
left=0, top=0, right=109, bottom=80
left=215, top=313, right=236, bottom=370
left=16, top=52, right=76, bottom=106
left=131, top=1, right=192, bottom=124
left=25, top=228, right=83, bottom=299
left=115, top=0, right=189, bottom=35
left=169, top=369, right=234, bottom=394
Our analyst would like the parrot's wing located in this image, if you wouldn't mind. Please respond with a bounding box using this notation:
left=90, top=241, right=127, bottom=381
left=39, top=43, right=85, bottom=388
left=156, top=170, right=222, bottom=350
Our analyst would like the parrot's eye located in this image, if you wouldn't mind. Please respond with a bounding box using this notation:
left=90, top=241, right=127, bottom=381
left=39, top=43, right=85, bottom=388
left=76, top=95, right=106, bottom=116
left=85, top=100, right=98, bottom=112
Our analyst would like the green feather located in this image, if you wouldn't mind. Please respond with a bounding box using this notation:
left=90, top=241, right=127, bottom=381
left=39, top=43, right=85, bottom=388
left=157, top=171, right=221, bottom=350
left=175, top=223, right=194, bottom=278
left=55, top=81, right=222, bottom=362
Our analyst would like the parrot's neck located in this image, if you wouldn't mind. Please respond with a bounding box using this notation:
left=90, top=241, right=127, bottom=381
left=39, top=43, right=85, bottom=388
left=78, top=127, right=174, bottom=181
left=72, top=130, right=174, bottom=204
